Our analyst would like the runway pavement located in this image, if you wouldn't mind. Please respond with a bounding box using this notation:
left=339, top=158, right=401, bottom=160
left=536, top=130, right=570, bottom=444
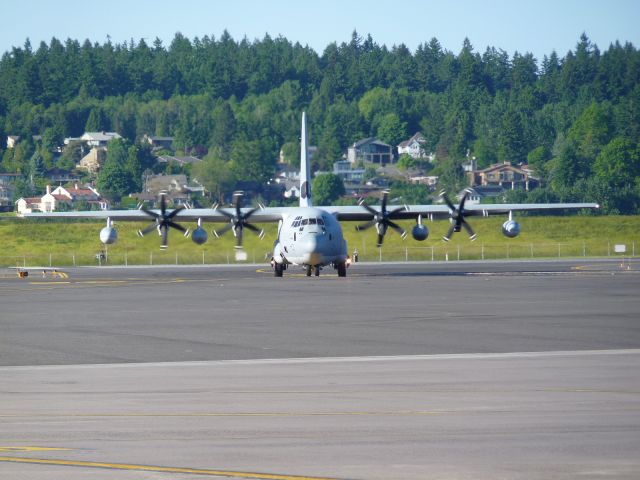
left=1, top=259, right=639, bottom=479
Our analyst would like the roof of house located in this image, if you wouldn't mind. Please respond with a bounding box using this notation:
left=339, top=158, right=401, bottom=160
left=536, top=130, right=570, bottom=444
left=475, top=162, right=529, bottom=174
left=81, top=132, right=122, bottom=142
left=398, top=132, right=426, bottom=148
left=352, top=137, right=391, bottom=149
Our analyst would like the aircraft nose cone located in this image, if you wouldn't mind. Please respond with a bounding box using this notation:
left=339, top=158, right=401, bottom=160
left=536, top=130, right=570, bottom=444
left=302, top=234, right=323, bottom=265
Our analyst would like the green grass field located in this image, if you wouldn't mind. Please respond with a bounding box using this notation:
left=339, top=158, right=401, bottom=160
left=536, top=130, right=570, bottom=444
left=1, top=215, right=638, bottom=267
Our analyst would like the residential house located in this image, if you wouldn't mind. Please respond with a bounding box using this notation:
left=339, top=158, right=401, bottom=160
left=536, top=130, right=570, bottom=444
left=333, top=160, right=365, bottom=183
left=143, top=135, right=174, bottom=150
left=81, top=131, right=122, bottom=147
left=76, top=147, right=107, bottom=174
left=347, top=138, right=394, bottom=165
left=6, top=135, right=20, bottom=149
left=397, top=132, right=428, bottom=159
left=468, top=161, right=538, bottom=191
left=51, top=184, right=107, bottom=209
left=0, top=173, right=20, bottom=206
left=16, top=184, right=107, bottom=214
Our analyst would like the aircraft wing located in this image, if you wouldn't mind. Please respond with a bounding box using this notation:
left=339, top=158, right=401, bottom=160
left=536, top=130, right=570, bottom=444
left=20, top=201, right=599, bottom=223
left=19, top=207, right=290, bottom=223
left=322, top=202, right=600, bottom=221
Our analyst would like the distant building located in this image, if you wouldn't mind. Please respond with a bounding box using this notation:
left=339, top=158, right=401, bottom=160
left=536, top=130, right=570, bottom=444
left=333, top=160, right=365, bottom=183
left=76, top=147, right=107, bottom=174
left=16, top=184, right=107, bottom=214
left=347, top=138, right=394, bottom=165
left=468, top=162, right=538, bottom=191
left=144, top=135, right=174, bottom=150
left=397, top=132, right=427, bottom=159
left=65, top=131, right=122, bottom=147
left=0, top=173, right=20, bottom=206
left=6, top=135, right=20, bottom=149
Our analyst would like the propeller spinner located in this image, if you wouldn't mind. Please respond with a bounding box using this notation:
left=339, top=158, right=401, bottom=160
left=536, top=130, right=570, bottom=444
left=356, top=190, right=407, bottom=247
left=440, top=189, right=477, bottom=242
left=137, top=194, right=190, bottom=249
left=213, top=191, right=265, bottom=249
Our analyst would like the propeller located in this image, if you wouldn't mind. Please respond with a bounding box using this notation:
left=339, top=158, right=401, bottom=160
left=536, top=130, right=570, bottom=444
left=213, top=191, right=265, bottom=249
left=440, top=189, right=477, bottom=242
left=356, top=190, right=407, bottom=247
left=137, top=194, right=190, bottom=249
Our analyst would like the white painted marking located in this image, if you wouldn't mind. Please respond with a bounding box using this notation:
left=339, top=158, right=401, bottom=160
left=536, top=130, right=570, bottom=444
left=1, top=349, right=639, bottom=371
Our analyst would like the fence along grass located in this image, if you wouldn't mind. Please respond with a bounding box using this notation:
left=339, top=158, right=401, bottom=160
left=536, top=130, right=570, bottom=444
left=1, top=215, right=638, bottom=267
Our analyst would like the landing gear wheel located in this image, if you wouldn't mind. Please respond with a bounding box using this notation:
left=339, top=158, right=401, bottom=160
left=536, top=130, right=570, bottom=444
left=337, top=262, right=347, bottom=277
left=306, top=265, right=312, bottom=277
left=274, top=262, right=284, bottom=277
left=314, top=266, right=320, bottom=276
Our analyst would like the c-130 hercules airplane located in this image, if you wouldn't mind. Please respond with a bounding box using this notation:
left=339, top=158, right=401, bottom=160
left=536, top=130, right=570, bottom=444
left=22, top=112, right=598, bottom=277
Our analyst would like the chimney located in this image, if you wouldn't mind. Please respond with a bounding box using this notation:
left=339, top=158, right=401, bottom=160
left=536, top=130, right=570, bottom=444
left=46, top=185, right=51, bottom=195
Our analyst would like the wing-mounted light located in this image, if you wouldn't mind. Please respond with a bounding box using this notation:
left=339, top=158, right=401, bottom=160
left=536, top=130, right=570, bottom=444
left=99, top=217, right=118, bottom=245
left=191, top=218, right=208, bottom=245
left=440, top=189, right=477, bottom=242
left=137, top=193, right=190, bottom=249
left=502, top=211, right=520, bottom=238
left=411, top=214, right=429, bottom=241
left=212, top=191, right=265, bottom=249
left=355, top=190, right=407, bottom=247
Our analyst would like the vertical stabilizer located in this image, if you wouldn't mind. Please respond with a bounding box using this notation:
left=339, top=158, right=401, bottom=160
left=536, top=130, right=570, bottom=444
left=299, top=111, right=312, bottom=207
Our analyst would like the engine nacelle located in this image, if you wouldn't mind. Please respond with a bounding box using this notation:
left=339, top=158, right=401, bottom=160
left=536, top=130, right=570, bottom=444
left=191, top=226, right=208, bottom=245
left=412, top=223, right=429, bottom=241
left=99, top=226, right=118, bottom=244
left=502, top=219, right=521, bottom=238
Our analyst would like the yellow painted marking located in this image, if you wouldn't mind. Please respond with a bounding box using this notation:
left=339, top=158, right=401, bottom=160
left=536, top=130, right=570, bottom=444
left=0, top=446, right=71, bottom=452
left=0, top=456, right=339, bottom=480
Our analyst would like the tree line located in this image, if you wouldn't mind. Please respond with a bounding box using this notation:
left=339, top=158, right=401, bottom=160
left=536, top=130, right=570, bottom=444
left=0, top=31, right=638, bottom=212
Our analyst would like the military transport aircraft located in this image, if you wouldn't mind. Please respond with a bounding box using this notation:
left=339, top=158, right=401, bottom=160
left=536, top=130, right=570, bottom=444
left=21, top=112, right=599, bottom=277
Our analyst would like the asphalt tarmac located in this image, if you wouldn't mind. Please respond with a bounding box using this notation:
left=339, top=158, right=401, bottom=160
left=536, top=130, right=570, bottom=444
left=1, top=259, right=639, bottom=479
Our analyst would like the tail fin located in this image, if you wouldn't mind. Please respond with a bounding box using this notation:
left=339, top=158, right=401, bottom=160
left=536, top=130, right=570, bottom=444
left=299, top=111, right=312, bottom=207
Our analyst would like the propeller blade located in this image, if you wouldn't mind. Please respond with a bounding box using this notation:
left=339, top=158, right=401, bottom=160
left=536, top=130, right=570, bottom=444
left=167, top=221, right=187, bottom=234
left=443, top=223, right=456, bottom=242
left=461, top=219, right=477, bottom=240
left=213, top=223, right=234, bottom=237
left=439, top=191, right=456, bottom=212
left=387, top=220, right=407, bottom=239
left=160, top=225, right=168, bottom=249
left=167, top=204, right=185, bottom=219
left=235, top=226, right=243, bottom=248
left=140, top=207, right=159, bottom=219
left=160, top=194, right=167, bottom=216
left=138, top=223, right=158, bottom=237
left=244, top=223, right=262, bottom=235
left=355, top=219, right=378, bottom=231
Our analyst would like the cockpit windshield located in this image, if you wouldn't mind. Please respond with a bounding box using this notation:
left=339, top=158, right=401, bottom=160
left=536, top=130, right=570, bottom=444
left=291, top=217, right=326, bottom=228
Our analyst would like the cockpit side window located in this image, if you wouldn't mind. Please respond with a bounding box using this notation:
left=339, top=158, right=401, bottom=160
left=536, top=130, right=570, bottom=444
left=301, top=218, right=309, bottom=225
left=317, top=218, right=325, bottom=225
left=309, top=218, right=317, bottom=225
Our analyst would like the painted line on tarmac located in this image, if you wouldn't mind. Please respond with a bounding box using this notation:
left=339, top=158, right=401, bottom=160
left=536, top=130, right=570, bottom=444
left=0, top=456, right=340, bottom=480
left=0, top=446, right=71, bottom=452
left=1, top=349, right=638, bottom=371
left=0, top=409, right=461, bottom=419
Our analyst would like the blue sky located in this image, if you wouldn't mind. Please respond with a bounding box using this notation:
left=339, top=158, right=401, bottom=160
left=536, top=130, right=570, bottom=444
left=2, top=0, right=638, bottom=62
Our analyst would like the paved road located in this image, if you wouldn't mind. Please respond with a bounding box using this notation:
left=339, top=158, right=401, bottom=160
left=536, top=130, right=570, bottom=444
left=1, top=259, right=639, bottom=479
left=0, top=259, right=639, bottom=366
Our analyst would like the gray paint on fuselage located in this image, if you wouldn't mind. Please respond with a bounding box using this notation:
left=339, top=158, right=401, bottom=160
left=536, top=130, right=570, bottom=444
left=273, top=207, right=347, bottom=267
